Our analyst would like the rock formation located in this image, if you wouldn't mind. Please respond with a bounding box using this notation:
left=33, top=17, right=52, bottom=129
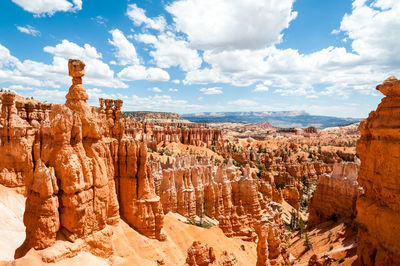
left=124, top=121, right=223, bottom=151
left=255, top=202, right=289, bottom=266
left=186, top=241, right=216, bottom=266
left=308, top=162, right=362, bottom=227
left=12, top=59, right=165, bottom=260
left=356, top=77, right=400, bottom=265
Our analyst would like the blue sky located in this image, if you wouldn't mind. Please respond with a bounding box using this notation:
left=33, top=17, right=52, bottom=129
left=0, top=0, right=399, bottom=118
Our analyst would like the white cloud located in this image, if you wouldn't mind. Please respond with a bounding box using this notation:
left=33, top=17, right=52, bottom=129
left=0, top=40, right=127, bottom=89
left=127, top=4, right=166, bottom=31
left=166, top=0, right=297, bottom=50
left=117, top=65, right=170, bottom=82
left=108, top=29, right=140, bottom=65
left=12, top=0, right=82, bottom=16
left=254, top=84, right=269, bottom=92
left=16, top=25, right=40, bottom=36
left=331, top=29, right=340, bottom=35
left=136, top=32, right=202, bottom=71
left=169, top=88, right=178, bottom=92
left=184, top=68, right=229, bottom=85
left=172, top=79, right=180, bottom=84
left=6, top=85, right=34, bottom=91
left=179, top=0, right=400, bottom=100
left=228, top=99, right=258, bottom=107
left=339, top=0, right=400, bottom=67
left=107, top=29, right=171, bottom=82
left=148, top=87, right=162, bottom=93
left=200, top=87, right=223, bottom=95
left=124, top=94, right=201, bottom=111
left=92, top=15, right=107, bottom=26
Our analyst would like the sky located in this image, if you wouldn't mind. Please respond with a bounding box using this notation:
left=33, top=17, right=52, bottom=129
left=0, top=0, right=399, bottom=118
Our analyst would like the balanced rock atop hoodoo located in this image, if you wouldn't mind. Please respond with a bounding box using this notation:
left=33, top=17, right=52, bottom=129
left=12, top=59, right=166, bottom=261
left=356, top=76, right=400, bottom=265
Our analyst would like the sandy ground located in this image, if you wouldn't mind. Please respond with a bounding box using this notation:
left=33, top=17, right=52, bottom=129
left=0, top=185, right=26, bottom=261
left=111, top=212, right=257, bottom=265
left=1, top=210, right=256, bottom=265
left=288, top=219, right=357, bottom=265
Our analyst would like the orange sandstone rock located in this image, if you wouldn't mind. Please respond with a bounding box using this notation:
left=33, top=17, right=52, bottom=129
left=308, top=162, right=361, bottom=227
left=186, top=241, right=216, bottom=266
left=255, top=202, right=289, bottom=266
left=356, top=77, right=400, bottom=265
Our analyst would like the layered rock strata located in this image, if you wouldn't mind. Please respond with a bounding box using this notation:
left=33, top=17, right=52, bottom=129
left=308, top=162, right=362, bottom=227
left=356, top=77, right=400, bottom=265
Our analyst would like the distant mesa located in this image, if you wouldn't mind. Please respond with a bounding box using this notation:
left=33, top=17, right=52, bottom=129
left=182, top=111, right=361, bottom=128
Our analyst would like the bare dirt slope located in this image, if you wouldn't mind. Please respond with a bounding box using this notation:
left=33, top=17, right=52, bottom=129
left=2, top=212, right=256, bottom=265
left=288, top=219, right=357, bottom=265
left=0, top=185, right=26, bottom=261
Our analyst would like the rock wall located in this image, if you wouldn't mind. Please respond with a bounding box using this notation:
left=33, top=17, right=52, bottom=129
left=307, top=162, right=361, bottom=227
left=124, top=120, right=223, bottom=150
left=356, top=77, right=400, bottom=265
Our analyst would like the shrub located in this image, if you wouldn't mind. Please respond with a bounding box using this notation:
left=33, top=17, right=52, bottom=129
left=275, top=180, right=286, bottom=190
left=185, top=218, right=213, bottom=229
left=303, top=232, right=312, bottom=250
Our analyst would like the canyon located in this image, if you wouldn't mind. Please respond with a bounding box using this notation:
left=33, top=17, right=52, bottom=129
left=0, top=60, right=397, bottom=266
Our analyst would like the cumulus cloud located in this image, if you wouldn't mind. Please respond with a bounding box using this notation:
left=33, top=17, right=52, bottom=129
left=136, top=32, right=202, bottom=71
left=254, top=84, right=269, bottom=92
left=108, top=29, right=171, bottom=82
left=109, top=29, right=140, bottom=65
left=148, top=87, right=162, bottom=93
left=127, top=4, right=166, bottom=31
left=16, top=25, right=40, bottom=36
left=117, top=65, right=170, bottom=82
left=169, top=88, right=178, bottom=92
left=0, top=40, right=126, bottom=89
left=339, top=0, right=400, bottom=67
left=200, top=87, right=223, bottom=95
left=12, top=0, right=82, bottom=16
left=177, top=0, right=400, bottom=100
left=166, top=0, right=297, bottom=50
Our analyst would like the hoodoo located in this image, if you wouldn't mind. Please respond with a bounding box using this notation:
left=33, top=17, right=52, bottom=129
left=356, top=76, right=400, bottom=265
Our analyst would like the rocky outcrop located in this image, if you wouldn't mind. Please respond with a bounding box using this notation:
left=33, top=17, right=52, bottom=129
left=12, top=59, right=164, bottom=260
left=356, top=77, right=400, bottom=265
left=307, top=162, right=361, bottom=227
left=255, top=202, right=289, bottom=266
left=185, top=241, right=238, bottom=266
left=0, top=92, right=42, bottom=195
left=15, top=160, right=59, bottom=258
left=217, top=251, right=238, bottom=266
left=186, top=241, right=216, bottom=266
left=117, top=139, right=166, bottom=241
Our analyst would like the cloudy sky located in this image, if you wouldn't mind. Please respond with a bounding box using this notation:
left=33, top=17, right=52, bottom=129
left=1, top=0, right=399, bottom=117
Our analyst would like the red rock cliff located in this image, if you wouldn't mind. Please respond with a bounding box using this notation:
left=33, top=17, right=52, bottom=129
left=356, top=77, right=400, bottom=265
